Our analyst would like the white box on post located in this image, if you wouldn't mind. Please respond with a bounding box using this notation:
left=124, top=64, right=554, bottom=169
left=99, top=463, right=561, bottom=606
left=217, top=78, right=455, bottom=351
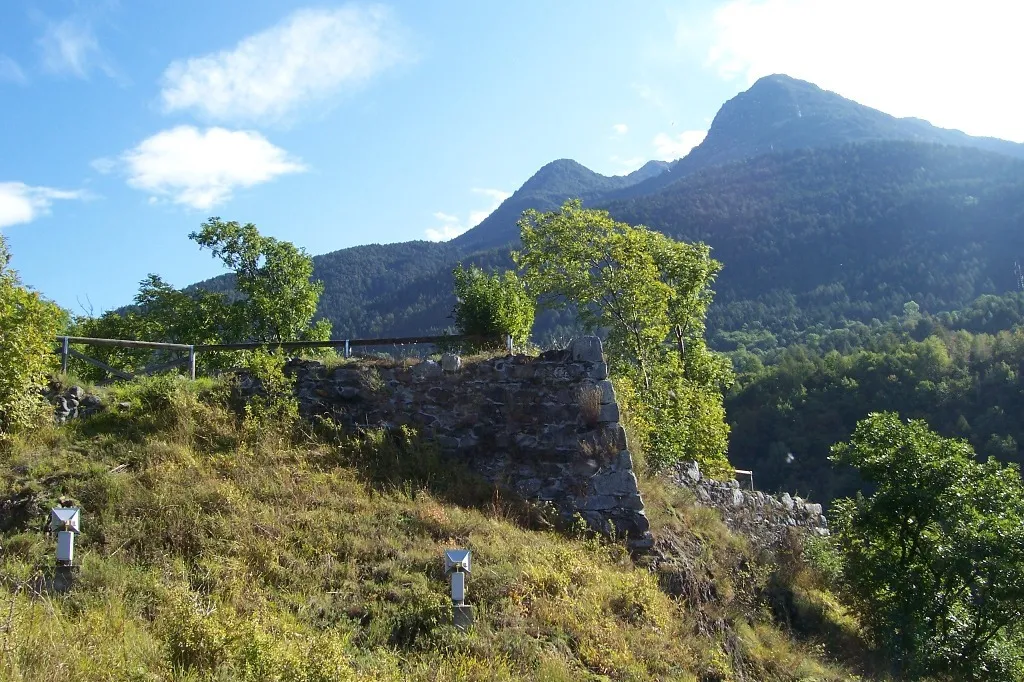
left=56, top=531, right=75, bottom=564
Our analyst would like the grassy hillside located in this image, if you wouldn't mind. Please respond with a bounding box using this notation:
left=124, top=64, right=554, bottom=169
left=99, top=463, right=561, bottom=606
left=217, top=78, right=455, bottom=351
left=1, top=372, right=870, bottom=681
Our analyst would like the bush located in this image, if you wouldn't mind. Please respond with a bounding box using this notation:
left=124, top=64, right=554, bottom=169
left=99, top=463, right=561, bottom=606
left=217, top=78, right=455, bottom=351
left=0, top=236, right=66, bottom=443
left=452, top=264, right=535, bottom=350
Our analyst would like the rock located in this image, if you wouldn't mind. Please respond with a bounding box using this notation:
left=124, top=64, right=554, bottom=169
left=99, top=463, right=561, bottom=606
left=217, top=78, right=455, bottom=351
left=570, top=336, right=604, bottom=364
left=617, top=494, right=645, bottom=510
left=581, top=495, right=617, bottom=511
left=411, top=360, right=442, bottom=379
left=595, top=379, right=615, bottom=404
left=591, top=469, right=638, bottom=497
left=781, top=492, right=795, bottom=511
left=589, top=362, right=609, bottom=380
left=730, top=488, right=746, bottom=507
left=67, top=386, right=85, bottom=401
left=441, top=353, right=462, bottom=373
left=680, top=461, right=701, bottom=483
left=597, top=402, right=619, bottom=423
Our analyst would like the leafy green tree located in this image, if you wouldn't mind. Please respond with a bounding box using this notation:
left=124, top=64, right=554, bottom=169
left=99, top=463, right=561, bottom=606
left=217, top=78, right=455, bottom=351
left=190, top=218, right=330, bottom=343
left=831, top=412, right=1024, bottom=679
left=515, top=199, right=730, bottom=471
left=0, top=235, right=66, bottom=443
left=515, top=199, right=672, bottom=387
left=72, top=220, right=331, bottom=380
left=451, top=264, right=534, bottom=349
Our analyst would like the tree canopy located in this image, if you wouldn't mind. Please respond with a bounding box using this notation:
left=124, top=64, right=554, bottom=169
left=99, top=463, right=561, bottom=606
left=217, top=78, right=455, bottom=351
left=831, top=412, right=1024, bottom=679
left=514, top=199, right=731, bottom=472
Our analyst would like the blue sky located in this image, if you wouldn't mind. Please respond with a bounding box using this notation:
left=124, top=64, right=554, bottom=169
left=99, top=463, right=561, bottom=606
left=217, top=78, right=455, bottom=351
left=2, top=0, right=1021, bottom=314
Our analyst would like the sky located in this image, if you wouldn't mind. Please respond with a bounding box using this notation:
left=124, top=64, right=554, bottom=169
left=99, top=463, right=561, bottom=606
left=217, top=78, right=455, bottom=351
left=1, top=0, right=1022, bottom=314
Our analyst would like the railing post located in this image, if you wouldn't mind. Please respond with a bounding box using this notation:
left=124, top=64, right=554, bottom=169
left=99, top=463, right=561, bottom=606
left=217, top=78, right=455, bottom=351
left=188, top=346, right=196, bottom=380
left=60, top=337, right=70, bottom=375
left=344, top=339, right=350, bottom=359
left=506, top=334, right=513, bottom=355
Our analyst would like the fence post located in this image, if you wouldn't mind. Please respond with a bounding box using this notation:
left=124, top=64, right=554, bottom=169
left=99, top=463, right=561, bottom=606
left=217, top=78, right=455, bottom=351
left=188, top=346, right=196, bottom=380
left=344, top=339, right=350, bottom=359
left=506, top=334, right=513, bottom=355
left=60, top=337, right=70, bottom=375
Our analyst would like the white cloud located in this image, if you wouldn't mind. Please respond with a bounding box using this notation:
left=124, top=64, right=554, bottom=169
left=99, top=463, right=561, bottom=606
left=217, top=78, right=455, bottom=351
left=119, top=126, right=306, bottom=210
left=632, top=83, right=666, bottom=108
left=426, top=187, right=510, bottom=242
left=160, top=5, right=407, bottom=123
left=0, top=56, right=27, bottom=84
left=609, top=155, right=646, bottom=173
left=612, top=123, right=629, bottom=135
left=0, top=182, right=85, bottom=229
left=705, top=0, right=1024, bottom=141
left=38, top=16, right=108, bottom=78
left=90, top=157, right=116, bottom=174
left=653, top=130, right=706, bottom=160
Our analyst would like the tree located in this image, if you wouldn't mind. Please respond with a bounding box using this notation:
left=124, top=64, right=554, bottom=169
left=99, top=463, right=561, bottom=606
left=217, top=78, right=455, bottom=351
left=451, top=264, right=534, bottom=349
left=514, top=199, right=730, bottom=471
left=72, top=220, right=331, bottom=380
left=190, top=218, right=330, bottom=344
left=831, top=412, right=1024, bottom=679
left=0, top=235, right=66, bottom=443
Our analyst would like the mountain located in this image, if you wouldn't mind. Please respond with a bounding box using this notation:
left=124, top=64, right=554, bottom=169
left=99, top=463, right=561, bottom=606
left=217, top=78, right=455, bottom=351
left=604, top=74, right=1024, bottom=203
left=451, top=159, right=669, bottom=252
left=184, top=74, right=1024, bottom=343
left=607, top=141, right=1024, bottom=348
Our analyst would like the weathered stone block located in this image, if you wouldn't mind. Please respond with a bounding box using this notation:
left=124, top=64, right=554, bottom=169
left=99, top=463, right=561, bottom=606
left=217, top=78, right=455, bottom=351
left=597, top=402, right=619, bottom=423
left=570, top=336, right=604, bottom=364
left=595, top=379, right=615, bottom=404
left=581, top=495, right=617, bottom=510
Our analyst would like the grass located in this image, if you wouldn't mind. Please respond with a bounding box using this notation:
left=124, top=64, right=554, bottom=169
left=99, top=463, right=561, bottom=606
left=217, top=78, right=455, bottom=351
left=1, top=373, right=870, bottom=681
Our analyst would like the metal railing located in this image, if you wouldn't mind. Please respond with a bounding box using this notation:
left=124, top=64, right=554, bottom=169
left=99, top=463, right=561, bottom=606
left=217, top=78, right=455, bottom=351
left=57, top=334, right=513, bottom=381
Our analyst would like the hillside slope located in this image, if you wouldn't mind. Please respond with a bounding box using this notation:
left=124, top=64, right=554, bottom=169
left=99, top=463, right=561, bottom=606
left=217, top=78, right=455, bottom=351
left=0, top=374, right=867, bottom=681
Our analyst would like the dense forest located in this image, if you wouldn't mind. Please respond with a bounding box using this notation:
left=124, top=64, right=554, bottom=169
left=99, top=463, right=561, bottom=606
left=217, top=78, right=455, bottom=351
left=726, top=293, right=1024, bottom=503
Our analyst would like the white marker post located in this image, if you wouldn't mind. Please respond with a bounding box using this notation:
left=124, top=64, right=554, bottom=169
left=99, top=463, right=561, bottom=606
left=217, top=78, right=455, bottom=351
left=50, top=506, right=81, bottom=592
left=444, top=549, right=473, bottom=631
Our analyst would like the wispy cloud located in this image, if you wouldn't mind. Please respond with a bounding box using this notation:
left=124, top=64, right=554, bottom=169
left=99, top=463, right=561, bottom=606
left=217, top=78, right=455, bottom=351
left=160, top=5, right=408, bottom=124
left=609, top=155, right=645, bottom=174
left=612, top=123, right=629, bottom=136
left=653, top=130, right=706, bottom=160
left=632, top=83, right=666, bottom=108
left=117, top=126, right=306, bottom=210
left=0, top=182, right=86, bottom=229
left=38, top=16, right=112, bottom=79
left=0, top=56, right=27, bottom=84
left=705, top=0, right=1024, bottom=141
left=426, top=188, right=511, bottom=242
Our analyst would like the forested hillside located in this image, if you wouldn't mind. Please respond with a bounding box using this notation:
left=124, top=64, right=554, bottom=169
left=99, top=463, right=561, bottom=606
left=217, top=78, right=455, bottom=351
left=610, top=141, right=1024, bottom=348
left=182, top=74, right=1024, bottom=345
left=726, top=296, right=1024, bottom=503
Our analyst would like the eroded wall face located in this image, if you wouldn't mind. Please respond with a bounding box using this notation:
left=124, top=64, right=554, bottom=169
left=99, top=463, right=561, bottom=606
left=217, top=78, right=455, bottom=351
left=266, top=337, right=652, bottom=549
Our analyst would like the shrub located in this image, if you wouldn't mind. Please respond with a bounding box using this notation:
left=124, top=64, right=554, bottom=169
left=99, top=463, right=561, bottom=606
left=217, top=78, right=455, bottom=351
left=0, top=235, right=66, bottom=444
left=452, top=264, right=535, bottom=350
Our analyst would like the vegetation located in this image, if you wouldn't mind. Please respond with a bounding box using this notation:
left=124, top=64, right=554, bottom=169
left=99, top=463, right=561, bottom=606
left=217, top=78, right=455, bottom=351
left=0, top=371, right=860, bottom=682
left=726, top=312, right=1024, bottom=503
left=71, top=219, right=331, bottom=378
left=0, top=234, right=65, bottom=445
left=450, top=264, right=534, bottom=350
left=830, top=413, right=1024, bottom=679
left=515, top=200, right=731, bottom=474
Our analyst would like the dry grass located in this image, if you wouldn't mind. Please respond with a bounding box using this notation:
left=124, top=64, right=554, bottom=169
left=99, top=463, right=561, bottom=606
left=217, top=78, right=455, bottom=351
left=0, top=376, right=868, bottom=682
left=576, top=384, right=603, bottom=427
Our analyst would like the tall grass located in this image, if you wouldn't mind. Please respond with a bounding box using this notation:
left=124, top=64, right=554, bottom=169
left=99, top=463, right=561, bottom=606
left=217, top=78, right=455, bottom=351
left=0, top=372, right=866, bottom=681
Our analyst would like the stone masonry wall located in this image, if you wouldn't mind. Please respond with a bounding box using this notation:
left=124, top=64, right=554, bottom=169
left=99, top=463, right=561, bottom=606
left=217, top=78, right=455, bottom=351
left=669, top=460, right=828, bottom=548
left=260, top=337, right=654, bottom=550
